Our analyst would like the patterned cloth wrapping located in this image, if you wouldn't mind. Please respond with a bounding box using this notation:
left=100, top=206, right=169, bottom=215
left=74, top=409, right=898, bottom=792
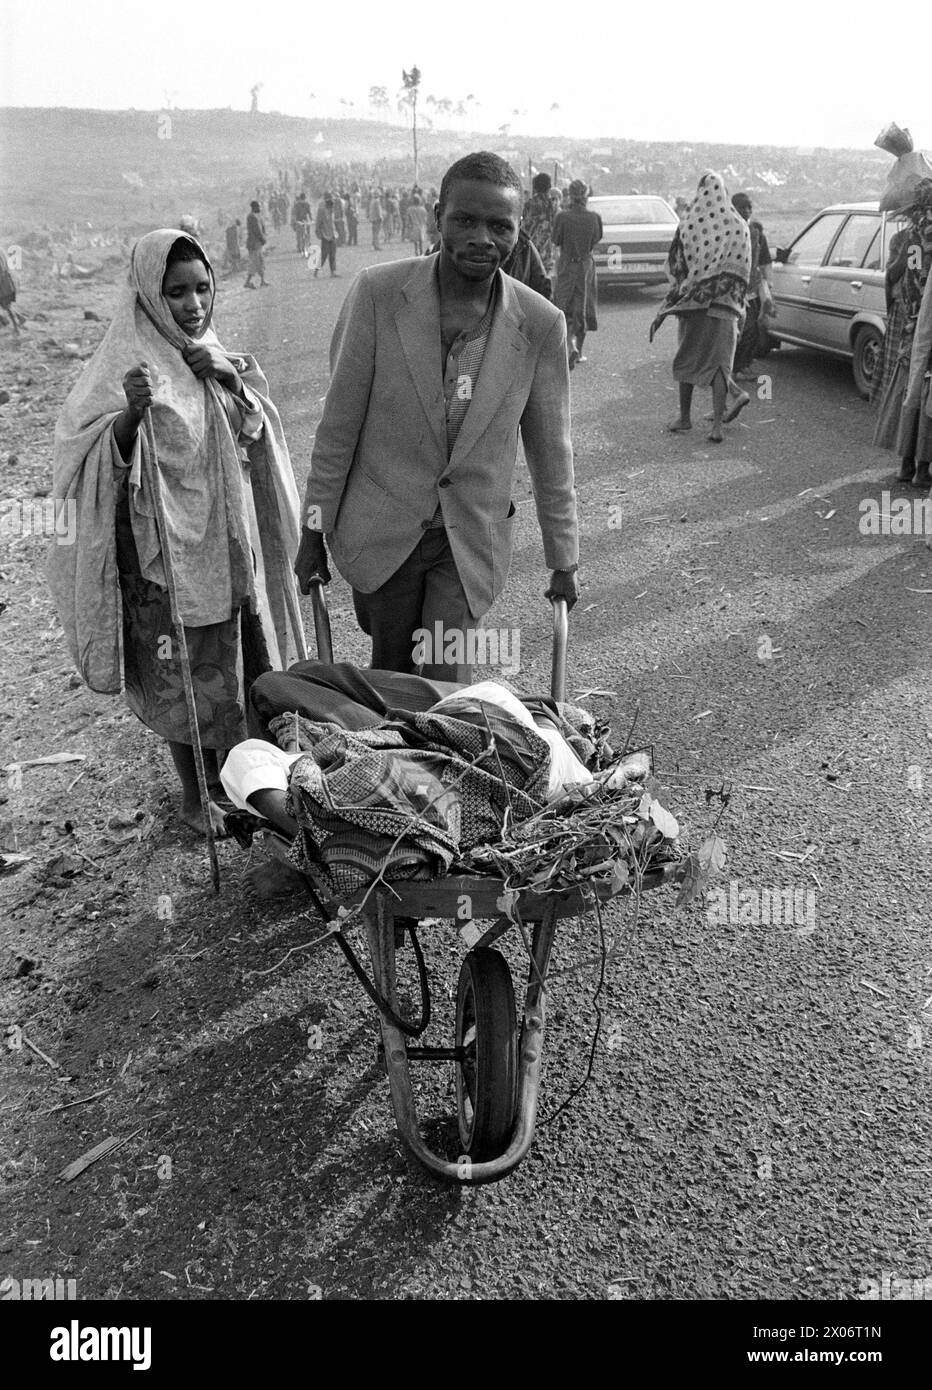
left=900, top=186, right=932, bottom=355
left=270, top=698, right=555, bottom=899
left=522, top=189, right=562, bottom=276
left=874, top=186, right=932, bottom=448
left=650, top=171, right=751, bottom=340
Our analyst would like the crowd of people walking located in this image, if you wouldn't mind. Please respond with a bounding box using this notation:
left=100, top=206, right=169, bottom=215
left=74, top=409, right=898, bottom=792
left=207, top=140, right=932, bottom=482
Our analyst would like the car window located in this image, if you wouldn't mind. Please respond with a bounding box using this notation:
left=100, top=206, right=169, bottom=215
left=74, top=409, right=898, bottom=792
left=786, top=213, right=846, bottom=266
left=590, top=198, right=677, bottom=225
left=862, top=227, right=882, bottom=271
left=828, top=214, right=880, bottom=268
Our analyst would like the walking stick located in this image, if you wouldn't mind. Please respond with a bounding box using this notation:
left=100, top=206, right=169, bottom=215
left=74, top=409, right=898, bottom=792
left=141, top=410, right=221, bottom=892
left=281, top=566, right=308, bottom=662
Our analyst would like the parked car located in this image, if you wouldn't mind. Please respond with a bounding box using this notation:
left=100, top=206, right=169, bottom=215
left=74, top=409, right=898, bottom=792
left=588, top=195, right=679, bottom=286
left=761, top=202, right=908, bottom=398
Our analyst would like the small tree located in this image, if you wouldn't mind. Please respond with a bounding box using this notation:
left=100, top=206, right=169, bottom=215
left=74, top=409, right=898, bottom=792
left=401, top=66, right=422, bottom=186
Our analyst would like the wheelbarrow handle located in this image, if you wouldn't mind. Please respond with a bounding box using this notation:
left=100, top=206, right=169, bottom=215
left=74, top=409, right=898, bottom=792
left=307, top=577, right=334, bottom=664
left=306, top=582, right=563, bottom=689
left=550, top=596, right=568, bottom=704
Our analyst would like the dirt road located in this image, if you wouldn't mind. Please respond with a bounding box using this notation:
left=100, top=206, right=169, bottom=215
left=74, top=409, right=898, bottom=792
left=1, top=237, right=930, bottom=1301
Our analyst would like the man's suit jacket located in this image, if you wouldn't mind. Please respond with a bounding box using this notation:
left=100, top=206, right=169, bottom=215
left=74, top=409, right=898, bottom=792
left=303, top=255, right=578, bottom=619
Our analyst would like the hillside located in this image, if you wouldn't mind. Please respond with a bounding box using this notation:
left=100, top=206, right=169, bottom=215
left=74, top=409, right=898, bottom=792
left=0, top=107, right=453, bottom=234
left=0, top=106, right=894, bottom=242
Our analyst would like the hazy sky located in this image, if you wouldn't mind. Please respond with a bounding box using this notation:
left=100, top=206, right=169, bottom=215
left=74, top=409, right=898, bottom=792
left=3, top=0, right=929, bottom=150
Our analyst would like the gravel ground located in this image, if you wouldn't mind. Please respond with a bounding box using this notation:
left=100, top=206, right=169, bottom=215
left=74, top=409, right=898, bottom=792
left=1, top=237, right=930, bottom=1304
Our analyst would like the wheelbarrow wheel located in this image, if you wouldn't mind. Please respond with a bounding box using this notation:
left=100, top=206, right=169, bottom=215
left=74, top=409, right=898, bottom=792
left=455, top=948, right=518, bottom=1160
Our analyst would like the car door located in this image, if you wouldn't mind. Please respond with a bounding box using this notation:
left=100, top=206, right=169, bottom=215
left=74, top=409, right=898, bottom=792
left=881, top=213, right=910, bottom=271
left=772, top=212, right=847, bottom=342
left=806, top=212, right=882, bottom=352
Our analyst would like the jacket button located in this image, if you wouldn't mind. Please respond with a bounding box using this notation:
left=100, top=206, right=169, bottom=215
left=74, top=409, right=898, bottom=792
left=438, top=478, right=451, bottom=488
left=421, top=519, right=432, bottom=529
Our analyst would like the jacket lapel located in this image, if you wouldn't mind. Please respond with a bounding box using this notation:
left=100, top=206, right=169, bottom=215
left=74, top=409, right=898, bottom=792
left=449, top=271, right=528, bottom=465
left=395, top=259, right=447, bottom=456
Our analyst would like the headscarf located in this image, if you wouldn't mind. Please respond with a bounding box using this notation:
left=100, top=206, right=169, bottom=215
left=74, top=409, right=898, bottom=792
left=907, top=178, right=932, bottom=240
left=48, top=229, right=305, bottom=693
left=650, top=171, right=751, bottom=339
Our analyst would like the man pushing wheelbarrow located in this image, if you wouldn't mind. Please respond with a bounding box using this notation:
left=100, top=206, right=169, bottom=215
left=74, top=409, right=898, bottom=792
left=293, top=150, right=581, bottom=682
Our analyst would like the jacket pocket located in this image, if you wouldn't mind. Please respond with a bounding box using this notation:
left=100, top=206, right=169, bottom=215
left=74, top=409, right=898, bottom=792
left=489, top=501, right=517, bottom=595
left=334, top=469, right=390, bottom=561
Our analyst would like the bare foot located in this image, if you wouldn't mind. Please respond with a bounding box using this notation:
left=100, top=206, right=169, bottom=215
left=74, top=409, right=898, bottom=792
left=707, top=425, right=724, bottom=443
left=243, top=859, right=307, bottom=900
left=179, top=800, right=228, bottom=836
left=723, top=390, right=750, bottom=424
left=667, top=418, right=692, bottom=433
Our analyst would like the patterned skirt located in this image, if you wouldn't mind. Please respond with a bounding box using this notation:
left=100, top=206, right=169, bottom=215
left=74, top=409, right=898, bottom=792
left=115, top=484, right=271, bottom=749
left=870, top=299, right=905, bottom=406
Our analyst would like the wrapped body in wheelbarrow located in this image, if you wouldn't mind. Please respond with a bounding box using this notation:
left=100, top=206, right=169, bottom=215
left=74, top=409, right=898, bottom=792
left=229, top=596, right=721, bottom=1183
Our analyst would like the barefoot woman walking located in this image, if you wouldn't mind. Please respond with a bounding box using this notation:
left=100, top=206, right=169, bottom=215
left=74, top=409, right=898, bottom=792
left=650, top=172, right=751, bottom=443
left=49, top=230, right=305, bottom=834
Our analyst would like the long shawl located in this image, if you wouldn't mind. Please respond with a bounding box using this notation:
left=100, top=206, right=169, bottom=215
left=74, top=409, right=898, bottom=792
left=650, top=171, right=751, bottom=340
left=903, top=266, right=932, bottom=414
left=48, top=229, right=305, bottom=693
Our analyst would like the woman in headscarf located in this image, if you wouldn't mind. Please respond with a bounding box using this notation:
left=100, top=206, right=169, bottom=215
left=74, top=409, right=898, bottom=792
left=553, top=180, right=603, bottom=369
left=650, top=171, right=752, bottom=443
left=873, top=178, right=932, bottom=484
left=48, top=230, right=306, bottom=834
left=522, top=171, right=562, bottom=280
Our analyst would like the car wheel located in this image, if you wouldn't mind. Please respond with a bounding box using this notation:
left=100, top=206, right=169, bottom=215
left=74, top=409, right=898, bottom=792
left=852, top=325, right=883, bottom=400
left=755, top=325, right=774, bottom=358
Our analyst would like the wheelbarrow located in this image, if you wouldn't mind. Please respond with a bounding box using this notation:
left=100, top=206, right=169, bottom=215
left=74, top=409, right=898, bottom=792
left=260, top=583, right=678, bottom=1184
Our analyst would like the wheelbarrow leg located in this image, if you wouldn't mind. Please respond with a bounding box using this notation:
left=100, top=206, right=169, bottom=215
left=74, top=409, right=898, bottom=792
left=365, top=893, right=560, bottom=1184
left=510, top=898, right=558, bottom=1145
left=364, top=897, right=426, bottom=1159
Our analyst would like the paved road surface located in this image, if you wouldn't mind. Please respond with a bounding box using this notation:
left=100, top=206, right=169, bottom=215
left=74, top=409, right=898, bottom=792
left=6, top=237, right=930, bottom=1302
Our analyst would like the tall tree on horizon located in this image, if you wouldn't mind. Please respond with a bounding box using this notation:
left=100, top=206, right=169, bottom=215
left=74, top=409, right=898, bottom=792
left=401, top=66, right=422, bottom=185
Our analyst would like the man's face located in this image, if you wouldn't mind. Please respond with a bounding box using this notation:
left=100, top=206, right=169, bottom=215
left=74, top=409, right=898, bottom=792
left=436, top=178, right=521, bottom=283
left=733, top=198, right=751, bottom=222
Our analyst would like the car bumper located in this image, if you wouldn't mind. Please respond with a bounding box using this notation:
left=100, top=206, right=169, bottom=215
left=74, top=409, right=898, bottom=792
left=594, top=260, right=669, bottom=285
